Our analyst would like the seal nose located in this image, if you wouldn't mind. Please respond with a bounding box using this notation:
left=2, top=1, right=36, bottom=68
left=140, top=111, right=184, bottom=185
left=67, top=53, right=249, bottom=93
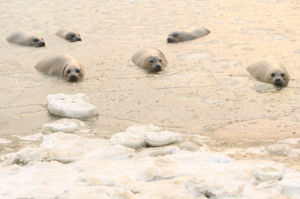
left=167, top=38, right=175, bottom=43
left=274, top=78, right=283, bottom=86
left=39, top=42, right=45, bottom=47
left=77, top=37, right=82, bottom=41
left=69, top=75, right=78, bottom=82
left=155, top=65, right=162, bottom=71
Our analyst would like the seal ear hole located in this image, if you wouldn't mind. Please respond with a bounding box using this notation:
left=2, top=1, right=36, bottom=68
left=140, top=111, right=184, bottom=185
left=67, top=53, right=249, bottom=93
left=75, top=69, right=80, bottom=73
left=271, top=73, right=275, bottom=77
left=66, top=69, right=71, bottom=74
left=281, top=73, right=285, bottom=77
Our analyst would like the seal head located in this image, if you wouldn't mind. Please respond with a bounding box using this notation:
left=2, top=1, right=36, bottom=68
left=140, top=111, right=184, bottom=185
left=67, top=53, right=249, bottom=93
left=66, top=32, right=81, bottom=42
left=147, top=56, right=164, bottom=72
left=268, top=70, right=288, bottom=87
left=63, top=64, right=84, bottom=82
left=30, top=36, right=45, bottom=47
left=167, top=32, right=181, bottom=43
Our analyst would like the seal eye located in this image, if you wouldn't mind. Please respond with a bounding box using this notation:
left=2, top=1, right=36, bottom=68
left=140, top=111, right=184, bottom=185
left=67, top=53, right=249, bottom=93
left=75, top=69, right=80, bottom=73
left=173, top=33, right=179, bottom=37
left=70, top=34, right=75, bottom=38
left=158, top=59, right=162, bottom=62
left=33, top=39, right=39, bottom=42
left=66, top=69, right=71, bottom=74
left=281, top=73, right=285, bottom=77
left=271, top=73, right=275, bottom=77
left=149, top=60, right=154, bottom=63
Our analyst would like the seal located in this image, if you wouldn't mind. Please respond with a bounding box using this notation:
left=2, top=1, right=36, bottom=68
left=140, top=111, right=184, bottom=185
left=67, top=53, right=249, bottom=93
left=167, top=28, right=210, bottom=43
left=6, top=32, right=45, bottom=47
left=56, top=28, right=82, bottom=42
left=247, top=60, right=290, bottom=87
left=132, top=48, right=168, bottom=72
left=35, top=54, right=85, bottom=82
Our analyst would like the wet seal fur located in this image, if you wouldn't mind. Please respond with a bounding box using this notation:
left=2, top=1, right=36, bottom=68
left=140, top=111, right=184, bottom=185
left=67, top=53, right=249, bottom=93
left=56, top=28, right=82, bottom=42
left=247, top=60, right=290, bottom=87
left=35, top=54, right=85, bottom=82
left=6, top=32, right=45, bottom=47
left=167, top=28, right=210, bottom=43
left=132, top=48, right=168, bottom=72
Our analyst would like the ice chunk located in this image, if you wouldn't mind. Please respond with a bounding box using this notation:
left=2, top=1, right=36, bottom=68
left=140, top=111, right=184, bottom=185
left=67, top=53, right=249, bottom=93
left=42, top=118, right=87, bottom=133
left=185, top=177, right=244, bottom=198
left=46, top=93, right=98, bottom=119
left=254, top=82, right=280, bottom=93
left=0, top=138, right=11, bottom=144
left=252, top=165, right=284, bottom=182
left=266, top=144, right=292, bottom=156
left=110, top=125, right=181, bottom=149
left=3, top=147, right=43, bottom=166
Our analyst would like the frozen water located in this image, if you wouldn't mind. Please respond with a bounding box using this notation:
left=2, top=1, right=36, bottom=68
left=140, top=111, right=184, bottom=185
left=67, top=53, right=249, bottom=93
left=47, top=93, right=98, bottom=119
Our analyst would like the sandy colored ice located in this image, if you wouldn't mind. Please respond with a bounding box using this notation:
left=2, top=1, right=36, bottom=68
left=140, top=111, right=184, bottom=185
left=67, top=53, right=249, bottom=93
left=0, top=0, right=300, bottom=152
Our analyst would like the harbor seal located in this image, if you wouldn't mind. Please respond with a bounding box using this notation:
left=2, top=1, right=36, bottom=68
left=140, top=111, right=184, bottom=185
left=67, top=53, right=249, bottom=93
left=56, top=28, right=82, bottom=42
left=35, top=54, right=85, bottom=82
left=167, top=28, right=210, bottom=43
left=6, top=32, right=45, bottom=47
left=132, top=48, right=168, bottom=72
left=247, top=60, right=290, bottom=87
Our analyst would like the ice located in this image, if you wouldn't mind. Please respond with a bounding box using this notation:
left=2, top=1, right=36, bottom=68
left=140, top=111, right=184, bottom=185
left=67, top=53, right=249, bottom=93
left=18, top=133, right=44, bottom=141
left=0, top=138, right=11, bottom=144
left=42, top=118, right=87, bottom=133
left=46, top=93, right=98, bottom=119
left=1, top=125, right=300, bottom=199
left=254, top=82, right=280, bottom=93
left=110, top=125, right=182, bottom=149
left=266, top=144, right=293, bottom=156
left=252, top=164, right=285, bottom=182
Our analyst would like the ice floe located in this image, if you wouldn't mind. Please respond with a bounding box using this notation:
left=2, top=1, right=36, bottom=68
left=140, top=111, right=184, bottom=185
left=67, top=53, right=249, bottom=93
left=110, top=125, right=182, bottom=149
left=0, top=125, right=300, bottom=199
left=47, top=93, right=98, bottom=119
left=42, top=118, right=89, bottom=134
left=0, top=138, right=11, bottom=144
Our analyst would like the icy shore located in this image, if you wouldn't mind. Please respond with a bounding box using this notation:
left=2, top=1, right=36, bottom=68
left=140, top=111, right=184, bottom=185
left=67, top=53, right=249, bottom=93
left=0, top=125, right=300, bottom=199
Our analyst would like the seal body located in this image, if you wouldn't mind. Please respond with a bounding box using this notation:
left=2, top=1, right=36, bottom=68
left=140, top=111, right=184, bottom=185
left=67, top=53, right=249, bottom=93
left=167, top=28, right=210, bottom=43
left=6, top=32, right=45, bottom=47
left=132, top=48, right=168, bottom=72
left=247, top=60, right=290, bottom=87
left=56, top=28, right=82, bottom=42
left=35, top=54, right=85, bottom=82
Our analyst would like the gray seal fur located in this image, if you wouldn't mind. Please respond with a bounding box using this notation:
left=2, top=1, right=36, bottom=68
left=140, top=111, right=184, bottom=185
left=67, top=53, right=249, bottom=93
left=7, top=32, right=45, bottom=47
left=56, top=28, right=82, bottom=42
left=167, top=28, right=210, bottom=43
left=35, top=54, right=85, bottom=82
left=247, top=60, right=290, bottom=87
left=132, top=48, right=168, bottom=72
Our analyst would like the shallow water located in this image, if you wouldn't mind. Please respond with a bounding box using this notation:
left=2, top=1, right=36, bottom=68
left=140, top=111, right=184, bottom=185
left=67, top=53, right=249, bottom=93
left=0, top=0, right=300, bottom=149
